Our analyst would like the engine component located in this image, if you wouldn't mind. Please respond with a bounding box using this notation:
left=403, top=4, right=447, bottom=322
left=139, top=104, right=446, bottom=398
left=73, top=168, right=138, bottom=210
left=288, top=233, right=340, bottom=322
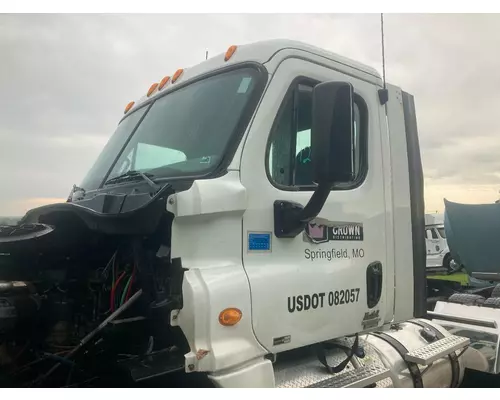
left=33, top=289, right=144, bottom=387
left=0, top=281, right=40, bottom=335
left=0, top=195, right=186, bottom=388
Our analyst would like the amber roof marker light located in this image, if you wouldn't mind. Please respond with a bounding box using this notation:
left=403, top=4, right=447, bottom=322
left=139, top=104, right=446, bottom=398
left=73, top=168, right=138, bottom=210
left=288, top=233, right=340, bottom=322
left=124, top=101, right=135, bottom=114
left=147, top=83, right=159, bottom=97
left=172, top=69, right=184, bottom=83
left=224, top=45, right=237, bottom=62
left=158, top=76, right=171, bottom=90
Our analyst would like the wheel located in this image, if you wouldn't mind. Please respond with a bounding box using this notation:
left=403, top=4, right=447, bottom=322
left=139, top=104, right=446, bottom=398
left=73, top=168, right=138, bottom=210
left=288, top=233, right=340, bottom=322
left=448, top=293, right=485, bottom=305
left=490, top=284, right=500, bottom=298
left=483, top=297, right=500, bottom=309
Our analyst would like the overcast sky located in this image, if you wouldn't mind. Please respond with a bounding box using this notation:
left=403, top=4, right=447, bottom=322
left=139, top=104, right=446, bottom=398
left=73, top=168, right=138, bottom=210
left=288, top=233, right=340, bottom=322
left=1, top=13, right=499, bottom=216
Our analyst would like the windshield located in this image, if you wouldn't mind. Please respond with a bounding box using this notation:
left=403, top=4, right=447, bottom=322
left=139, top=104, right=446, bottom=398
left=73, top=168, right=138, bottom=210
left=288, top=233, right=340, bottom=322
left=81, top=108, right=148, bottom=190
left=80, top=67, right=263, bottom=191
left=437, top=227, right=446, bottom=238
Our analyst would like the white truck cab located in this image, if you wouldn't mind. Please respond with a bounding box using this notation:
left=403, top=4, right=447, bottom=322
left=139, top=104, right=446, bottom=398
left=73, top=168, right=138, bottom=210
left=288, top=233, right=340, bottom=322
left=1, top=39, right=489, bottom=388
left=158, top=40, right=429, bottom=382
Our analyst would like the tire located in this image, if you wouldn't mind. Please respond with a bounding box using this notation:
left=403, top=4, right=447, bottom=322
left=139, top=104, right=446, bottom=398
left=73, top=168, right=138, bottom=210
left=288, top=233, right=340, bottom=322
left=448, top=293, right=485, bottom=306
left=490, top=284, right=500, bottom=298
left=443, top=254, right=460, bottom=274
left=483, top=297, right=500, bottom=309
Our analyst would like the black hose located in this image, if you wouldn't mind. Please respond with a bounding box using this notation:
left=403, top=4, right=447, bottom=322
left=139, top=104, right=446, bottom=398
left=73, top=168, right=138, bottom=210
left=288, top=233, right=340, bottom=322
left=41, top=353, right=75, bottom=366
left=32, top=289, right=143, bottom=387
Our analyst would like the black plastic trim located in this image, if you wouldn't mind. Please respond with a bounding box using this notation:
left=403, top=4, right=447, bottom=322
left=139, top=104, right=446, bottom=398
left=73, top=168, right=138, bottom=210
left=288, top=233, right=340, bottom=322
left=97, top=62, right=268, bottom=190
left=20, top=182, right=175, bottom=236
left=75, top=178, right=194, bottom=207
left=378, top=88, right=389, bottom=105
left=169, top=257, right=186, bottom=310
left=264, top=77, right=369, bottom=193
left=402, top=91, right=427, bottom=319
left=273, top=183, right=331, bottom=238
left=366, top=261, right=383, bottom=309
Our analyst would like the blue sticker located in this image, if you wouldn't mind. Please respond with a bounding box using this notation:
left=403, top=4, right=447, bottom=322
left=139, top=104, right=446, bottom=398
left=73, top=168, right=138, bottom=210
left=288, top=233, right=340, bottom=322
left=248, top=232, right=271, bottom=252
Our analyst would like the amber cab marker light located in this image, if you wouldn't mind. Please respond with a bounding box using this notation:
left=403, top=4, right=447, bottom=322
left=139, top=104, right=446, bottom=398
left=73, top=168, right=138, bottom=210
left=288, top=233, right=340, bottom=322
left=172, top=69, right=184, bottom=83
left=158, top=76, right=171, bottom=90
left=147, top=83, right=159, bottom=97
left=219, top=308, right=242, bottom=326
left=124, top=101, right=135, bottom=114
left=224, top=45, right=237, bottom=62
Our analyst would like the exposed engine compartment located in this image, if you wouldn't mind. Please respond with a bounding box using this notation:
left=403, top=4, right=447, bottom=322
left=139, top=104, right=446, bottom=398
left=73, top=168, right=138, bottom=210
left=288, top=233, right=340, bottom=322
left=0, top=188, right=194, bottom=388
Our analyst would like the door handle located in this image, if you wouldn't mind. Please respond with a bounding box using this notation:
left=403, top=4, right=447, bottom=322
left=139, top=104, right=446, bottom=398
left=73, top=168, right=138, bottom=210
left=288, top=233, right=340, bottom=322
left=366, top=261, right=383, bottom=309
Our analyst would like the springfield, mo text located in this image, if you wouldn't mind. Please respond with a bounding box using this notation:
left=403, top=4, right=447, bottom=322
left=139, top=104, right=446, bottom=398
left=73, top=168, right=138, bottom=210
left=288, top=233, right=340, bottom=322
left=304, top=248, right=365, bottom=261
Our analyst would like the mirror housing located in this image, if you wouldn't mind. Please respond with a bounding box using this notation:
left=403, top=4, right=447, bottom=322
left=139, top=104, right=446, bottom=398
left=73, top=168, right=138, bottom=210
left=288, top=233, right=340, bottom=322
left=311, top=81, right=355, bottom=185
left=274, top=81, right=356, bottom=238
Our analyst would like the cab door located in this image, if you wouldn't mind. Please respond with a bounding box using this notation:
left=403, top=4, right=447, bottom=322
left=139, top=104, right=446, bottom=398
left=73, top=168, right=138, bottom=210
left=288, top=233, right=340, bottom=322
left=240, top=56, right=391, bottom=352
left=426, top=228, right=441, bottom=255
left=435, top=227, right=448, bottom=253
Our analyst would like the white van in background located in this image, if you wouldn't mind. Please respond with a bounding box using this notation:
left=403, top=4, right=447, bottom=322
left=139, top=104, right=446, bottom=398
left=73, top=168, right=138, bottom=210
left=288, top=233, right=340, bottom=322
left=425, top=213, right=455, bottom=272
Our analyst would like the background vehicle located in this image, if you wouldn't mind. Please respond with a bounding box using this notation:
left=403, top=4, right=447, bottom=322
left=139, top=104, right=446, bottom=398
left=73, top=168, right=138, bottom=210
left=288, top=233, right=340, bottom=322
left=445, top=199, right=500, bottom=280
left=425, top=213, right=454, bottom=273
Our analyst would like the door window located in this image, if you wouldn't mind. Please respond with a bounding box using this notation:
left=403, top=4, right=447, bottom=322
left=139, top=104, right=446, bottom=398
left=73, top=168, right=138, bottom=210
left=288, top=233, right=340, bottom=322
left=266, top=81, right=367, bottom=189
left=426, top=229, right=439, bottom=240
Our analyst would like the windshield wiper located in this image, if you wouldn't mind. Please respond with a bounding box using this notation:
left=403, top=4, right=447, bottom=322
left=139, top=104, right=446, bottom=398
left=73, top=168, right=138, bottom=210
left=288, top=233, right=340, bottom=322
left=104, top=170, right=160, bottom=191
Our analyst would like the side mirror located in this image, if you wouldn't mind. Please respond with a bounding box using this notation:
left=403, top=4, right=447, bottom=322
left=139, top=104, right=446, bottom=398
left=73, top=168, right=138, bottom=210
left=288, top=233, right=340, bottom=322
left=311, top=81, right=355, bottom=185
left=273, top=81, right=356, bottom=239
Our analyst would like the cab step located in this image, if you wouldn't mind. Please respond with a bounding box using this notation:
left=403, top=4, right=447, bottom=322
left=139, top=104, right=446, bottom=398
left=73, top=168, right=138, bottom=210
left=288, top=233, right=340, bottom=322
left=274, top=342, right=391, bottom=388
left=306, top=363, right=390, bottom=388
left=404, top=335, right=470, bottom=365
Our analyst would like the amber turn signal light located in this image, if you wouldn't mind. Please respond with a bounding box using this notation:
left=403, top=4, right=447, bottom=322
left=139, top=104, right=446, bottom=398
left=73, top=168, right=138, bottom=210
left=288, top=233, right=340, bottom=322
left=219, top=308, right=242, bottom=326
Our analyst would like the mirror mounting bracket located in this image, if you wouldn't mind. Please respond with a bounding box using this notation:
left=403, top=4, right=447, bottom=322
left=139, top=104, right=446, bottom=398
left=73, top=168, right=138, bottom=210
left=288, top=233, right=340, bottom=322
left=273, top=183, right=331, bottom=238
left=273, top=200, right=304, bottom=239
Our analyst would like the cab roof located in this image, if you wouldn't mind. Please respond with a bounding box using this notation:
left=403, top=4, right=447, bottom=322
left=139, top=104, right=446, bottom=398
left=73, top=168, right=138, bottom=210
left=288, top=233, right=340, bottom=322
left=126, top=39, right=381, bottom=114
left=425, top=213, right=444, bottom=226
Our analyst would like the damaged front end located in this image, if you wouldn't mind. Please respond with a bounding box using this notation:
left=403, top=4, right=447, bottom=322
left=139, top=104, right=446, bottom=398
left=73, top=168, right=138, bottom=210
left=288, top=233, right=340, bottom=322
left=0, top=61, right=267, bottom=388
left=0, top=184, right=193, bottom=388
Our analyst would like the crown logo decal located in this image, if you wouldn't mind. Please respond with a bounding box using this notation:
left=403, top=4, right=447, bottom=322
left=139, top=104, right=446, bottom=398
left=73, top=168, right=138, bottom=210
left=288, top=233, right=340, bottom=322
left=307, top=223, right=325, bottom=239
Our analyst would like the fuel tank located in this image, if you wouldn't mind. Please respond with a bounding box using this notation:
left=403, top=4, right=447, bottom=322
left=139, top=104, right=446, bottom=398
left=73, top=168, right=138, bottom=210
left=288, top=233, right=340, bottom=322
left=362, top=319, right=472, bottom=387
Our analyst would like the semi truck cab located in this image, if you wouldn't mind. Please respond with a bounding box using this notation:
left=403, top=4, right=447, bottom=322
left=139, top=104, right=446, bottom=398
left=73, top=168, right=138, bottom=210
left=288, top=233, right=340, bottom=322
left=87, top=39, right=427, bottom=364
left=0, top=40, right=478, bottom=388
